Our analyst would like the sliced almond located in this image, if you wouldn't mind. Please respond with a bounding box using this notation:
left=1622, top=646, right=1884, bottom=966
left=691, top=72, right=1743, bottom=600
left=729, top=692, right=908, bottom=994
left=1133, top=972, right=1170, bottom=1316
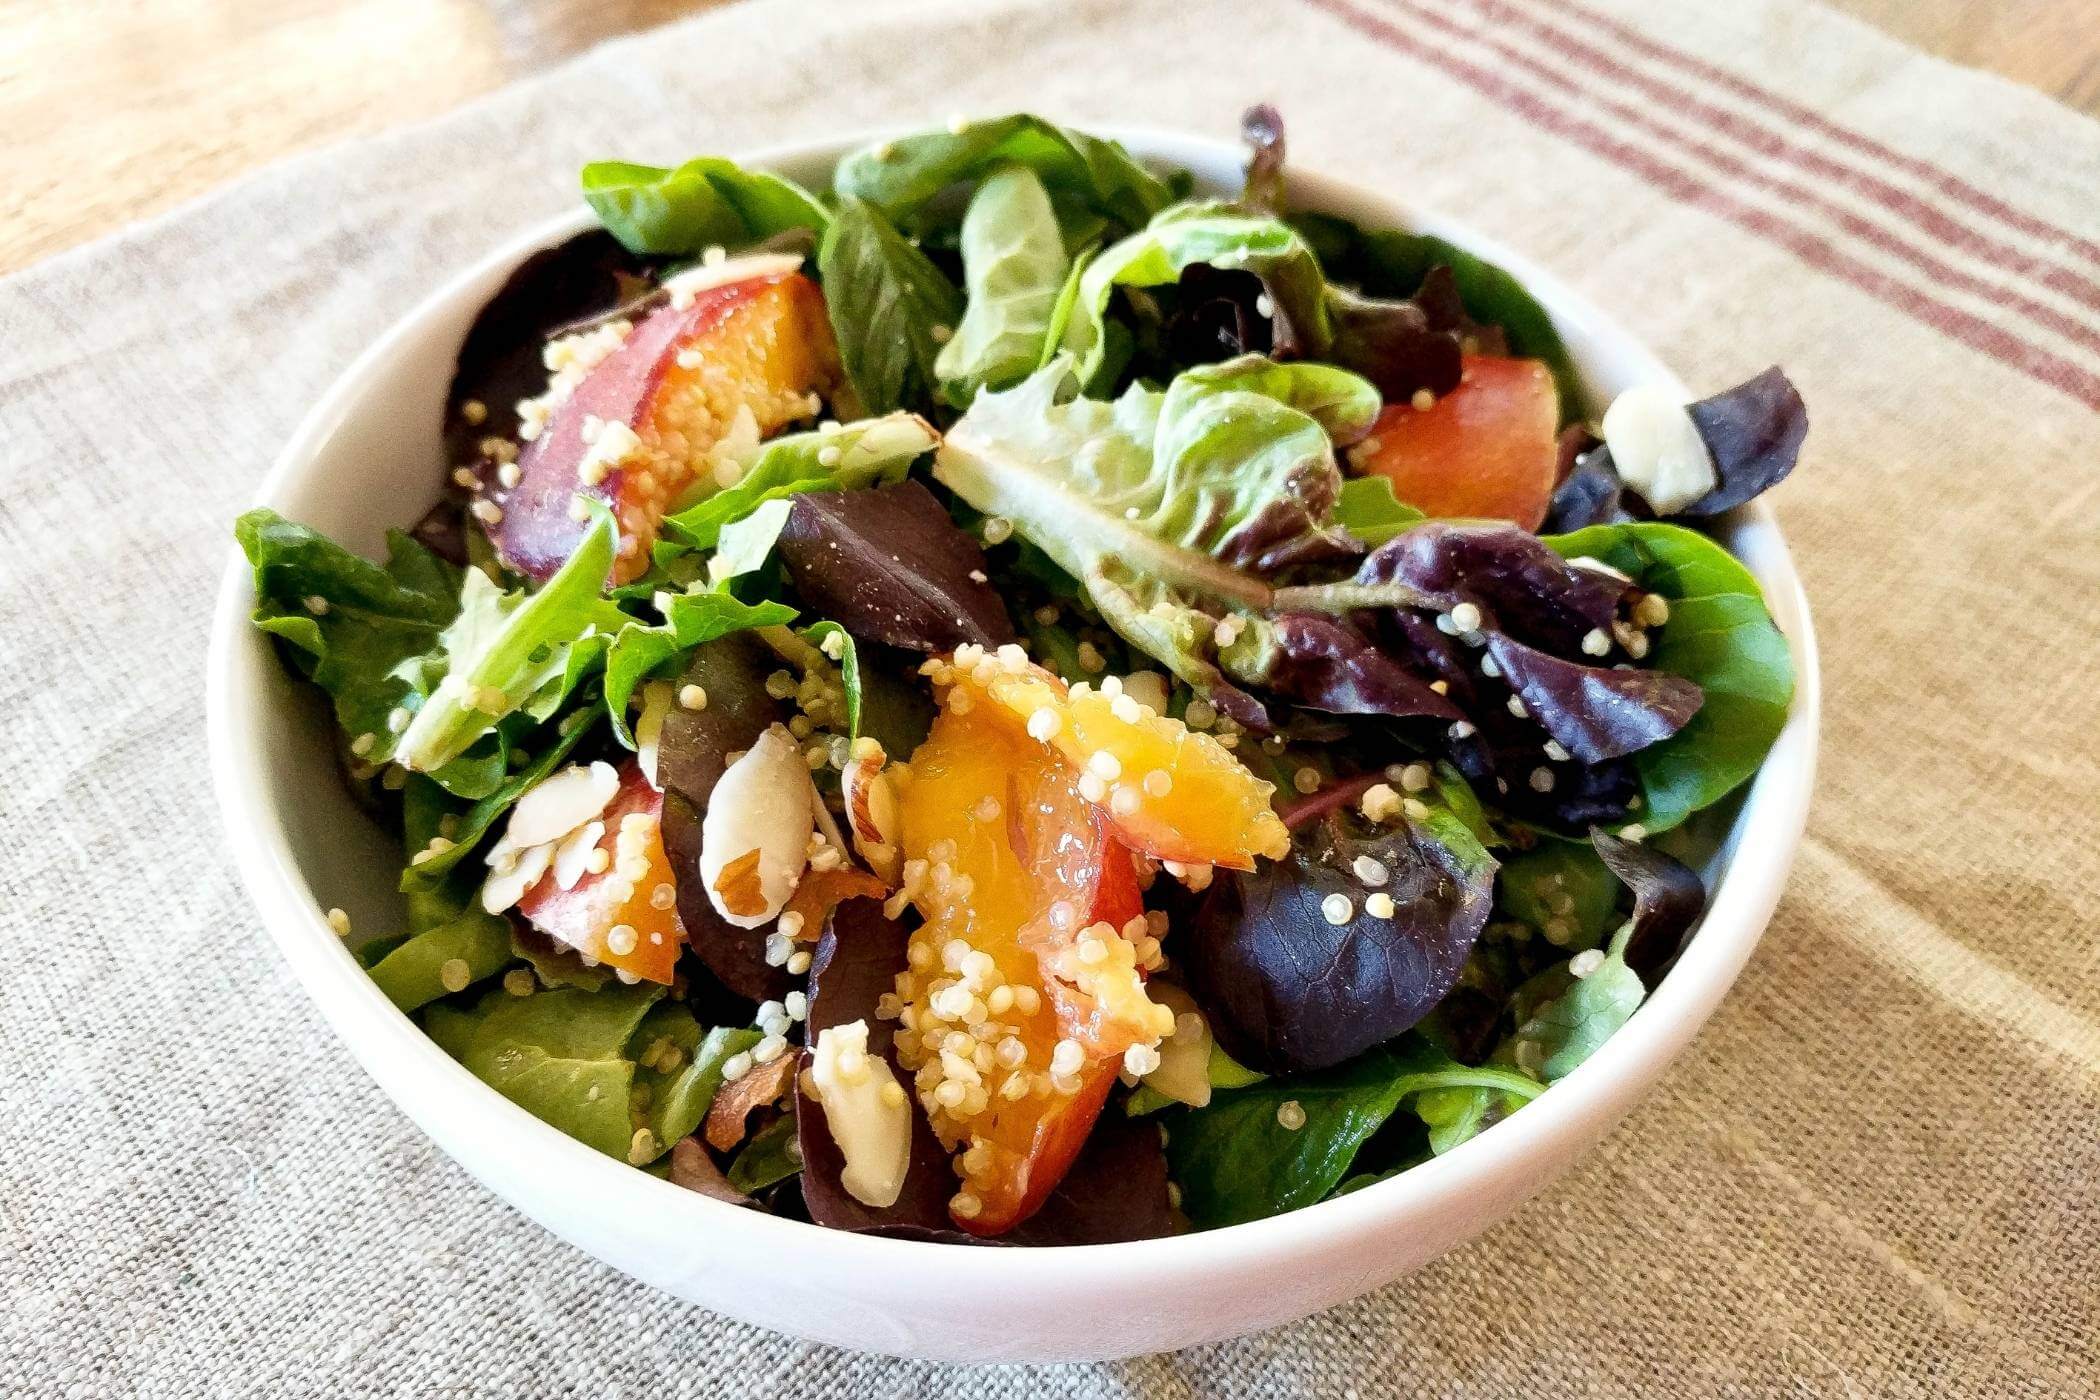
left=698, top=725, right=814, bottom=928
left=550, top=819, right=605, bottom=891
left=508, top=760, right=620, bottom=848
left=809, top=1020, right=910, bottom=1210
left=703, top=1053, right=798, bottom=1151
left=841, top=741, right=901, bottom=884
left=481, top=839, right=554, bottom=915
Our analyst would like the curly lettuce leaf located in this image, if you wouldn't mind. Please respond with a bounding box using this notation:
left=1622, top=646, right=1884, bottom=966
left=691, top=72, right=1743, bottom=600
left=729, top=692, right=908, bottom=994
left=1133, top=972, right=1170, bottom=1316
left=581, top=157, right=828, bottom=256
left=818, top=196, right=964, bottom=417
left=833, top=115, right=1174, bottom=232
left=1332, top=475, right=1424, bottom=547
left=936, top=356, right=1375, bottom=712
left=394, top=505, right=628, bottom=777
left=935, top=164, right=1071, bottom=407
left=1052, top=204, right=1332, bottom=390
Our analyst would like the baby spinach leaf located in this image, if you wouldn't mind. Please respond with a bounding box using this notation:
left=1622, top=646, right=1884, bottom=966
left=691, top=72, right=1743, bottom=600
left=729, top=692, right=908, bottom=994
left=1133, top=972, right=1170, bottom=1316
left=234, top=509, right=462, bottom=773
left=936, top=164, right=1071, bottom=406
left=441, top=981, right=665, bottom=1159
left=581, top=157, right=828, bottom=256
left=726, top=1114, right=801, bottom=1194
left=833, top=115, right=1173, bottom=232
left=366, top=909, right=512, bottom=1012
left=1164, top=1039, right=1540, bottom=1227
left=633, top=1007, right=762, bottom=1157
left=399, top=774, right=473, bottom=934
left=817, top=196, right=964, bottom=416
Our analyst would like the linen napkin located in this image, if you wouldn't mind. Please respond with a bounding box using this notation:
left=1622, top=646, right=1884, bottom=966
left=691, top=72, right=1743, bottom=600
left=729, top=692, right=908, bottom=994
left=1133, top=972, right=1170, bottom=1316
left=3, top=0, right=2097, bottom=1393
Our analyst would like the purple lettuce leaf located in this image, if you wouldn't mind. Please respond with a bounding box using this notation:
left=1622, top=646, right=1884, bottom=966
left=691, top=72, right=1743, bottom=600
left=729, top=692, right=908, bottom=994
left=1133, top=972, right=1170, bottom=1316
left=777, top=479, right=1015, bottom=653
left=1679, top=366, right=1809, bottom=517
left=1485, top=634, right=1702, bottom=764
left=1356, top=521, right=1624, bottom=653
left=1184, top=805, right=1497, bottom=1074
left=656, top=632, right=793, bottom=1002
left=1260, top=613, right=1462, bottom=720
left=1590, top=829, right=1707, bottom=979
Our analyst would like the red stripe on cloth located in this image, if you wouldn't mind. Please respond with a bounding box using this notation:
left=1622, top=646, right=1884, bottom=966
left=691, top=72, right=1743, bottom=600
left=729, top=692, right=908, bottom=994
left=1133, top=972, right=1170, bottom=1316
left=1395, top=0, right=2100, bottom=362
left=1529, top=0, right=2100, bottom=275
left=1471, top=0, right=2100, bottom=321
left=1298, top=0, right=2100, bottom=411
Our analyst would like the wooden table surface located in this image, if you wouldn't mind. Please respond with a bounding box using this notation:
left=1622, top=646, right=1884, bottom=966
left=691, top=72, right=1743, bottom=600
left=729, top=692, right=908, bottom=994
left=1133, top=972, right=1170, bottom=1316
left=3, top=0, right=2096, bottom=277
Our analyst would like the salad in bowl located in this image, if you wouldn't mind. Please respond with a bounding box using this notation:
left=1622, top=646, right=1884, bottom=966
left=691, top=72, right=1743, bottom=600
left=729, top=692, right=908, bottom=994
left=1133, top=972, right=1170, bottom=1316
left=232, top=109, right=1805, bottom=1245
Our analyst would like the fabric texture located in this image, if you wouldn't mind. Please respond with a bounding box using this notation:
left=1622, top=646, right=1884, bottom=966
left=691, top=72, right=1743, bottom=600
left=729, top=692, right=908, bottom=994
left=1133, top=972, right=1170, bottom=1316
left=4, top=0, right=2098, bottom=1392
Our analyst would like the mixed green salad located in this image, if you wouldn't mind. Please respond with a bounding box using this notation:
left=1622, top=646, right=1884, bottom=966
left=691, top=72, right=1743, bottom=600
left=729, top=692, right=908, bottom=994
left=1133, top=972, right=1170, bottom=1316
left=236, top=109, right=1804, bottom=1242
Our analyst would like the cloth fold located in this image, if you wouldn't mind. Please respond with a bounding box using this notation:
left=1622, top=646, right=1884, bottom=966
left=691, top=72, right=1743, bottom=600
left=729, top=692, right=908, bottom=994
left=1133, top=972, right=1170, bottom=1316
left=3, top=0, right=2096, bottom=1393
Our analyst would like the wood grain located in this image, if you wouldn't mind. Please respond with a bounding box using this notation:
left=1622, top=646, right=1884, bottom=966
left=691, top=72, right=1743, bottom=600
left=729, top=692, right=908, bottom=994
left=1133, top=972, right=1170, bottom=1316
left=1, top=0, right=2093, bottom=276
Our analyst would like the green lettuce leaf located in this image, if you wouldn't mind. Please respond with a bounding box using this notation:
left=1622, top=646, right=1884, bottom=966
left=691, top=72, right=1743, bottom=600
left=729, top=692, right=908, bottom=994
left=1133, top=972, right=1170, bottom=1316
left=1545, top=522, right=1795, bottom=829
left=1495, top=839, right=1621, bottom=952
left=935, top=164, right=1072, bottom=406
left=1332, top=476, right=1424, bottom=547
left=600, top=592, right=797, bottom=746
left=817, top=196, right=964, bottom=416
left=1163, top=1038, right=1542, bottom=1227
left=438, top=981, right=664, bottom=1160
left=935, top=355, right=1373, bottom=704
left=662, top=412, right=940, bottom=551
left=234, top=509, right=488, bottom=784
left=832, top=115, right=1173, bottom=232
left=803, top=622, right=861, bottom=739
left=394, top=505, right=629, bottom=777
left=581, top=157, right=828, bottom=256
left=1510, top=918, right=1646, bottom=1081
left=366, top=909, right=512, bottom=1012
left=1051, top=204, right=1331, bottom=390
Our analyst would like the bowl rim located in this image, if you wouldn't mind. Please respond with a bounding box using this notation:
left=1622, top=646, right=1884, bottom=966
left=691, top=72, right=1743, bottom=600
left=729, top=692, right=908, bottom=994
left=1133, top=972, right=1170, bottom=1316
left=206, top=123, right=1821, bottom=1285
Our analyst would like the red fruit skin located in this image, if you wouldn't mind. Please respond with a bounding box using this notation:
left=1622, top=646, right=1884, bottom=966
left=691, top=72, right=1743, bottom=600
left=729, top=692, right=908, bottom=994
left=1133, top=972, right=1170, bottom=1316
left=487, top=273, right=837, bottom=582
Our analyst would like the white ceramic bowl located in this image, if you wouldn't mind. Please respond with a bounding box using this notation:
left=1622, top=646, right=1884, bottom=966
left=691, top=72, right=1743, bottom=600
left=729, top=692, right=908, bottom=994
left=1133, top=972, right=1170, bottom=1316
left=207, top=127, right=1819, bottom=1363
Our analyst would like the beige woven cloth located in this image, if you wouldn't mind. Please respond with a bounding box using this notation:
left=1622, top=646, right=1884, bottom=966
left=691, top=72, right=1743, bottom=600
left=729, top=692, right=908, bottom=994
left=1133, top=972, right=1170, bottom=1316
left=3, top=0, right=2097, bottom=1393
